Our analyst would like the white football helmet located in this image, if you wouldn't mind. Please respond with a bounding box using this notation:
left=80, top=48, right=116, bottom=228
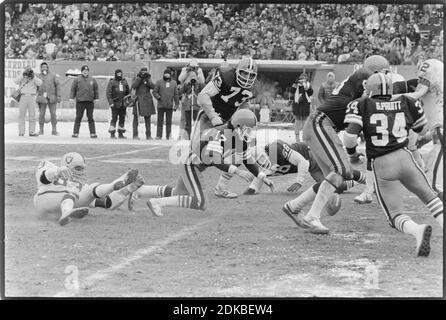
left=364, top=55, right=390, bottom=73
left=365, top=73, right=392, bottom=97
left=236, top=56, right=258, bottom=89
left=230, top=109, right=257, bottom=143
left=60, top=152, right=87, bottom=183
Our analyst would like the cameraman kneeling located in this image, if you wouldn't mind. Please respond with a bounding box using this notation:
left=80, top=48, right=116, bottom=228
left=14, top=67, right=42, bottom=136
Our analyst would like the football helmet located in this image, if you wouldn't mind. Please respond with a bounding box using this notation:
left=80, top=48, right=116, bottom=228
left=60, top=152, right=87, bottom=183
left=364, top=55, right=390, bottom=73
left=391, top=73, right=408, bottom=94
left=365, top=73, right=392, bottom=97
left=236, top=56, right=258, bottom=89
left=230, top=109, right=257, bottom=142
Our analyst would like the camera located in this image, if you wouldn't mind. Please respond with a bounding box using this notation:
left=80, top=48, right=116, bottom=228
left=23, top=68, right=34, bottom=79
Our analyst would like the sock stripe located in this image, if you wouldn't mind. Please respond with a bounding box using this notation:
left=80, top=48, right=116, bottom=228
left=393, top=214, right=410, bottom=232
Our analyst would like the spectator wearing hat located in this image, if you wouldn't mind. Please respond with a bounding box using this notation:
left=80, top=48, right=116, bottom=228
left=131, top=67, right=156, bottom=140
left=317, top=72, right=339, bottom=106
left=153, top=68, right=179, bottom=140
left=70, top=65, right=99, bottom=138
left=36, top=62, right=61, bottom=135
left=291, top=73, right=313, bottom=142
left=106, top=69, right=130, bottom=139
left=14, top=66, right=43, bottom=137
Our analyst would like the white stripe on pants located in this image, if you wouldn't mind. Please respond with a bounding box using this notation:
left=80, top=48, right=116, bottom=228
left=18, top=95, right=37, bottom=135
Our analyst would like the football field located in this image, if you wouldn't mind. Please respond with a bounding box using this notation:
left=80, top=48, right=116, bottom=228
left=4, top=133, right=443, bottom=297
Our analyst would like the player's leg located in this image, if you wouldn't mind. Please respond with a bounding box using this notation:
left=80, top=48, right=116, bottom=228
left=311, top=166, right=362, bottom=194
left=425, top=131, right=443, bottom=194
left=34, top=191, right=88, bottom=226
left=408, top=129, right=425, bottom=169
left=299, top=113, right=352, bottom=233
left=147, top=163, right=207, bottom=216
left=399, top=148, right=443, bottom=229
left=372, top=153, right=433, bottom=257
left=354, top=159, right=375, bottom=204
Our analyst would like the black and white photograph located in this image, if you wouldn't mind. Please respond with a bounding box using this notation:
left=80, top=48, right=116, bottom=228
left=2, top=1, right=444, bottom=303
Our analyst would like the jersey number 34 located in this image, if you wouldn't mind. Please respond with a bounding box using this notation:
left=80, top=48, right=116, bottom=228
left=370, top=112, right=407, bottom=146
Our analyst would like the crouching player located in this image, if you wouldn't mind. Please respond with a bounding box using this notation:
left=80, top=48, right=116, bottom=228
left=343, top=73, right=443, bottom=257
left=33, top=152, right=139, bottom=226
left=146, top=109, right=273, bottom=216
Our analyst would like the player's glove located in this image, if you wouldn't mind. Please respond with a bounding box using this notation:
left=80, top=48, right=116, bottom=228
left=56, top=165, right=72, bottom=180
left=349, top=152, right=364, bottom=165
left=211, top=116, right=224, bottom=127
left=234, top=168, right=255, bottom=183
left=287, top=182, right=302, bottom=193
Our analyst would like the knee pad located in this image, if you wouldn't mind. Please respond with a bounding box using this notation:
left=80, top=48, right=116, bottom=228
left=325, top=172, right=344, bottom=190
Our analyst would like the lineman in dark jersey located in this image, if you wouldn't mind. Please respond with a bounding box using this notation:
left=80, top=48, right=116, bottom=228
left=282, top=55, right=389, bottom=234
left=343, top=72, right=443, bottom=257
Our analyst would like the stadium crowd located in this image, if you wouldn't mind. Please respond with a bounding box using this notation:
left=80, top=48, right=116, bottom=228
left=5, top=3, right=444, bottom=64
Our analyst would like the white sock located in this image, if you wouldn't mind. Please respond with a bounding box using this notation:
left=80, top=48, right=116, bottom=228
left=248, top=177, right=263, bottom=192
left=364, top=169, right=375, bottom=194
left=136, top=185, right=169, bottom=198
left=60, top=198, right=74, bottom=215
left=306, top=181, right=336, bottom=220
left=156, top=196, right=185, bottom=207
left=426, top=197, right=443, bottom=229
left=93, top=183, right=114, bottom=198
left=288, top=187, right=316, bottom=212
left=216, top=173, right=233, bottom=190
left=393, top=214, right=419, bottom=236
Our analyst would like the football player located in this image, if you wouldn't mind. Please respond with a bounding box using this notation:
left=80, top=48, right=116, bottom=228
left=393, top=58, right=443, bottom=198
left=354, top=74, right=425, bottom=204
left=146, top=109, right=273, bottom=216
left=261, top=140, right=365, bottom=215
left=33, top=152, right=139, bottom=226
left=282, top=55, right=388, bottom=234
left=343, top=73, right=443, bottom=257
left=191, top=56, right=270, bottom=198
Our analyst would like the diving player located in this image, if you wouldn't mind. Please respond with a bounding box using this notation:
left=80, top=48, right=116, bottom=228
left=33, top=152, right=139, bottom=225
left=343, top=72, right=443, bottom=257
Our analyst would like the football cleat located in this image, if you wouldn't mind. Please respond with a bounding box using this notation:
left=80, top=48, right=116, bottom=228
left=303, top=217, right=330, bottom=235
left=214, top=186, right=238, bottom=198
left=415, top=224, right=432, bottom=257
left=243, top=187, right=257, bottom=195
left=58, top=207, right=89, bottom=226
left=354, top=192, right=373, bottom=204
left=281, top=203, right=303, bottom=226
left=113, top=168, right=139, bottom=190
left=147, top=199, right=163, bottom=217
left=127, top=192, right=139, bottom=211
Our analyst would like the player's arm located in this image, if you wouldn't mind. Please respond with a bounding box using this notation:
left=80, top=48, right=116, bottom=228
left=393, top=78, right=429, bottom=100
left=406, top=96, right=429, bottom=135
left=343, top=100, right=364, bottom=163
left=197, top=77, right=223, bottom=126
left=37, top=161, right=71, bottom=184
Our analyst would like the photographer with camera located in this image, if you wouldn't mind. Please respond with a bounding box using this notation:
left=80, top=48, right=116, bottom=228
left=177, top=59, right=205, bottom=139
left=131, top=67, right=156, bottom=140
left=178, top=71, right=205, bottom=139
left=14, top=66, right=43, bottom=137
left=106, top=69, right=130, bottom=139
left=37, top=62, right=61, bottom=136
left=291, top=73, right=313, bottom=142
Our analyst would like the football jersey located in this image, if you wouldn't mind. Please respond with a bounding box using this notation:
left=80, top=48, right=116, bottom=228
left=317, top=68, right=373, bottom=130
left=211, top=68, right=259, bottom=122
left=35, top=160, right=83, bottom=195
left=416, top=58, right=443, bottom=128
left=345, top=95, right=427, bottom=159
left=266, top=140, right=318, bottom=175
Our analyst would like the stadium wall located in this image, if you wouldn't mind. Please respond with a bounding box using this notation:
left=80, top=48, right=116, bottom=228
left=5, top=59, right=417, bottom=110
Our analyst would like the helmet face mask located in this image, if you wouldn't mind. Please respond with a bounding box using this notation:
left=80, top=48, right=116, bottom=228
left=230, top=109, right=257, bottom=143
left=236, top=56, right=257, bottom=88
left=61, top=152, right=87, bottom=184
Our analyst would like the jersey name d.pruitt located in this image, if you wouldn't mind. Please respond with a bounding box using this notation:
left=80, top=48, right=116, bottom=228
left=345, top=95, right=426, bottom=159
left=211, top=68, right=258, bottom=122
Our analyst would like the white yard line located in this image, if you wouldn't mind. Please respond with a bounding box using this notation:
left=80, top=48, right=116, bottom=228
left=4, top=146, right=165, bottom=174
left=53, top=217, right=214, bottom=297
